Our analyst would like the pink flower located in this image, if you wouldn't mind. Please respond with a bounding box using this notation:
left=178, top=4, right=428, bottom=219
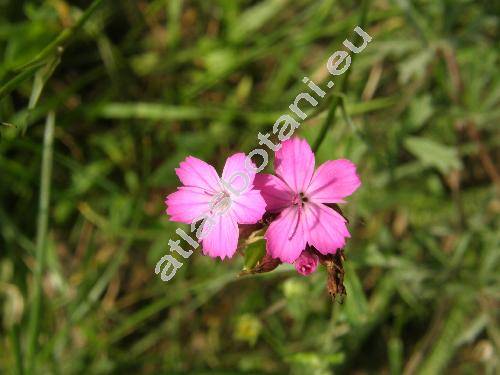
left=294, top=250, right=319, bottom=276
left=255, top=137, right=361, bottom=263
left=165, top=153, right=266, bottom=259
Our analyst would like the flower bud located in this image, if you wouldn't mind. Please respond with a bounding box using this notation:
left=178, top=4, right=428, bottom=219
left=294, top=249, right=319, bottom=276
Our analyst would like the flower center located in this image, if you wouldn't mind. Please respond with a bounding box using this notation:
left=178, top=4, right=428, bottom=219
left=300, top=192, right=309, bottom=203
left=292, top=192, right=309, bottom=206
left=210, top=190, right=232, bottom=216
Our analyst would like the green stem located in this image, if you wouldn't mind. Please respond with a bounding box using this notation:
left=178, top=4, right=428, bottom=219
left=0, top=0, right=105, bottom=101
left=26, top=111, right=56, bottom=371
left=15, top=0, right=106, bottom=72
left=10, top=324, right=24, bottom=375
left=313, top=0, right=371, bottom=152
left=313, top=95, right=342, bottom=152
left=0, top=63, right=44, bottom=101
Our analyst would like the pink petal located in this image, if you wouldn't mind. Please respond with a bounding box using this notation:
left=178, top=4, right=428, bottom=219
left=275, top=138, right=315, bottom=193
left=254, top=173, right=293, bottom=213
left=201, top=212, right=239, bottom=259
left=302, top=203, right=350, bottom=255
left=175, top=156, right=221, bottom=193
left=165, top=187, right=213, bottom=224
left=221, top=153, right=255, bottom=194
left=231, top=189, right=267, bottom=224
left=265, top=206, right=307, bottom=263
left=306, top=159, right=361, bottom=203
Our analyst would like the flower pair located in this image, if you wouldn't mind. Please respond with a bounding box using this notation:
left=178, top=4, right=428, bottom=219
left=165, top=137, right=361, bottom=275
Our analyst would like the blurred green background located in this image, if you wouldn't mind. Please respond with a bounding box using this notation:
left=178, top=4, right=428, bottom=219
left=1, top=0, right=499, bottom=373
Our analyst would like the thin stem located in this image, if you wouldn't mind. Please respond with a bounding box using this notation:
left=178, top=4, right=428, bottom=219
left=313, top=95, right=342, bottom=152
left=0, top=63, right=44, bottom=101
left=0, top=0, right=105, bottom=101
left=21, top=53, right=62, bottom=135
left=26, top=111, right=56, bottom=371
left=15, top=0, right=106, bottom=72
left=313, top=0, right=371, bottom=152
left=10, top=324, right=24, bottom=375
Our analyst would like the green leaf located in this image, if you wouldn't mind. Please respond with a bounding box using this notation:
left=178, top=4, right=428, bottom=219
left=408, top=95, right=433, bottom=131
left=343, top=262, right=369, bottom=326
left=404, top=136, right=462, bottom=173
left=229, top=0, right=289, bottom=42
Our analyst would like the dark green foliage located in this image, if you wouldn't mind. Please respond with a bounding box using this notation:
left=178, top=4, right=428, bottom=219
left=0, top=0, right=498, bottom=373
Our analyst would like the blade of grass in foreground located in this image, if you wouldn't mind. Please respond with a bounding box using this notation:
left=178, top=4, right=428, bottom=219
left=26, top=111, right=55, bottom=372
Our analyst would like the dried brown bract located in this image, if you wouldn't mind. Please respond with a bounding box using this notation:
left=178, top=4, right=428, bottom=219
left=319, top=250, right=346, bottom=302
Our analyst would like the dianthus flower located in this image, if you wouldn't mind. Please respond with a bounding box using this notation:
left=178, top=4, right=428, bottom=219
left=255, top=138, right=361, bottom=263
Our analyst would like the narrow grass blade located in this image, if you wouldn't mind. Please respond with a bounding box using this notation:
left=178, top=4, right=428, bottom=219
left=26, top=111, right=56, bottom=371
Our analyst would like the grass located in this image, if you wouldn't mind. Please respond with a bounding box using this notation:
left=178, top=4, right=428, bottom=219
left=26, top=111, right=55, bottom=372
left=0, top=0, right=499, bottom=374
